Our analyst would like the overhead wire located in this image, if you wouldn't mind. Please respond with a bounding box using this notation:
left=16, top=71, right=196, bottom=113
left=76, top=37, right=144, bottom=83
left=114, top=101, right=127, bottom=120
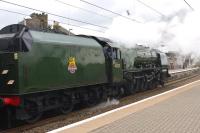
left=48, top=20, right=105, bottom=33
left=0, top=8, right=28, bottom=16
left=0, top=8, right=105, bottom=33
left=183, top=0, right=194, bottom=11
left=55, top=0, right=113, bottom=20
left=0, top=0, right=108, bottom=29
left=136, top=0, right=166, bottom=17
left=79, top=0, right=142, bottom=23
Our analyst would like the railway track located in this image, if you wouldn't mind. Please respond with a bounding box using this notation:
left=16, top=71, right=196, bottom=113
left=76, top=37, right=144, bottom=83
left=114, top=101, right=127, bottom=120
left=1, top=71, right=200, bottom=133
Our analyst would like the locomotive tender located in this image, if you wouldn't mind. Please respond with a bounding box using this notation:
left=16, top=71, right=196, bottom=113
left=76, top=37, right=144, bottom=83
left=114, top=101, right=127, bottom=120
left=0, top=24, right=169, bottom=125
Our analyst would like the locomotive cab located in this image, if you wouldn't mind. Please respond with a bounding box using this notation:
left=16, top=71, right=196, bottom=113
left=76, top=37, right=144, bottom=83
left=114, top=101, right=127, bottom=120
left=77, top=35, right=124, bottom=84
left=104, top=46, right=123, bottom=83
left=90, top=37, right=124, bottom=83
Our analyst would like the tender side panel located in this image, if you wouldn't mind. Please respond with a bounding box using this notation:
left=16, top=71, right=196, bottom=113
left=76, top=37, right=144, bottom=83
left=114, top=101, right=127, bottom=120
left=18, top=32, right=107, bottom=94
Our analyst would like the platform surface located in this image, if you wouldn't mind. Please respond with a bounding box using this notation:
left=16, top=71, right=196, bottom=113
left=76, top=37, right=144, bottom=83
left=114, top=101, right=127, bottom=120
left=169, top=67, right=198, bottom=74
left=49, top=80, right=200, bottom=133
left=91, top=81, right=200, bottom=133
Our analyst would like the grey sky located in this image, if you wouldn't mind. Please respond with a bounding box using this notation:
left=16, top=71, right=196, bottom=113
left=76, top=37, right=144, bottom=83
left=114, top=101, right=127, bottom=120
left=0, top=0, right=200, bottom=55
left=0, top=0, right=196, bottom=34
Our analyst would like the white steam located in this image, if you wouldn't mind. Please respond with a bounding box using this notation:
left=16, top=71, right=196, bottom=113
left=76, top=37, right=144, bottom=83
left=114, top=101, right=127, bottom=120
left=167, top=11, right=200, bottom=56
left=105, top=10, right=200, bottom=58
left=105, top=17, right=165, bottom=47
left=90, top=98, right=119, bottom=111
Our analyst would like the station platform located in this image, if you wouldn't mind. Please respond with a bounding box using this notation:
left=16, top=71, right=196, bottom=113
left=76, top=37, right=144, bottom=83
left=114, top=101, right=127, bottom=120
left=168, top=67, right=198, bottom=74
left=49, top=80, right=200, bottom=133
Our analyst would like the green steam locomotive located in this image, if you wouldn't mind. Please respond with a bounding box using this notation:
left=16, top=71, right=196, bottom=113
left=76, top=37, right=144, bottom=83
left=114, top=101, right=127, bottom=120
left=0, top=24, right=169, bottom=127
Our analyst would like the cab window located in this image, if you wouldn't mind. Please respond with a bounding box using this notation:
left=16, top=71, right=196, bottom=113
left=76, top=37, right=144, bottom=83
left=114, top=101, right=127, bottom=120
left=112, top=48, right=121, bottom=59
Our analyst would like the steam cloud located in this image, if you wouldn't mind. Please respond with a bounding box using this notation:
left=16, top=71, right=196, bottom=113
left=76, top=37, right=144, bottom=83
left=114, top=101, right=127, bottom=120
left=90, top=98, right=120, bottom=111
left=105, top=9, right=200, bottom=59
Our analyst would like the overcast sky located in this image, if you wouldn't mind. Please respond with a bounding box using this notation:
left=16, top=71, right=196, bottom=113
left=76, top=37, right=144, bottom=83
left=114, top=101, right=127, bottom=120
left=0, top=0, right=197, bottom=34
left=0, top=0, right=200, bottom=55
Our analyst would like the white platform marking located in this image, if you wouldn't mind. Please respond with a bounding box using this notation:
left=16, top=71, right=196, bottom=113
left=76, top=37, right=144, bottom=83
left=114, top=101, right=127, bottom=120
left=48, top=79, right=200, bottom=133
